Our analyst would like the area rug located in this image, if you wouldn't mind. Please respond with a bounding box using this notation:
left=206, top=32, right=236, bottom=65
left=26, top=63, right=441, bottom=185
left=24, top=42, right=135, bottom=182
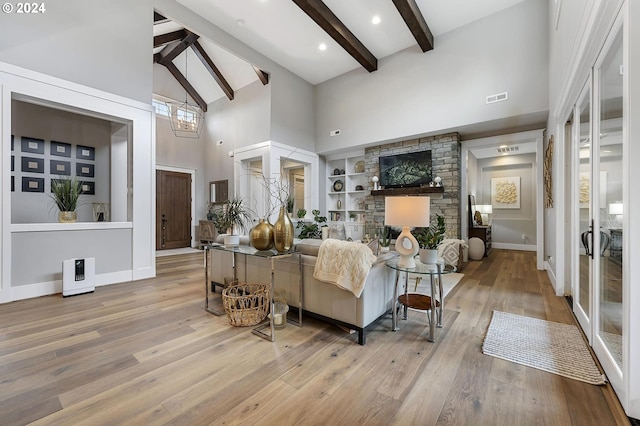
left=482, top=311, right=607, bottom=385
left=409, top=272, right=464, bottom=299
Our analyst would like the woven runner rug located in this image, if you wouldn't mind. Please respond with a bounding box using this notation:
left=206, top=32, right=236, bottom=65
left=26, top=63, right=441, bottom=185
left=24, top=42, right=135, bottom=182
left=482, top=311, right=606, bottom=385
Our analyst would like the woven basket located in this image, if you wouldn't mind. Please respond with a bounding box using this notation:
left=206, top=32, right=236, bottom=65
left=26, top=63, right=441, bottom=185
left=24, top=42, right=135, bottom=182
left=222, top=283, right=270, bottom=327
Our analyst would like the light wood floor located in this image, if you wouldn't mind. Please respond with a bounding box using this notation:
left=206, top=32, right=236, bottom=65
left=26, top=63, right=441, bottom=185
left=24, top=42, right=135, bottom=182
left=0, top=250, right=631, bottom=425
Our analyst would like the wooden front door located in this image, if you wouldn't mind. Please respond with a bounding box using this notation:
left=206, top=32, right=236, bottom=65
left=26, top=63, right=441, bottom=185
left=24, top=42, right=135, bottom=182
left=156, top=170, right=191, bottom=250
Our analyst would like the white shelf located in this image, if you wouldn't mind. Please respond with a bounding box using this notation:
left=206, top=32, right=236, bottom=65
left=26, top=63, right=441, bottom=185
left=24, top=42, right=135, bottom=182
left=325, top=152, right=367, bottom=241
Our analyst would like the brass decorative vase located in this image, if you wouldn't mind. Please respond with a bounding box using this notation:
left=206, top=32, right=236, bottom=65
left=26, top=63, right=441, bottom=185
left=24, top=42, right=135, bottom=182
left=274, top=207, right=294, bottom=253
left=58, top=211, right=77, bottom=223
left=250, top=218, right=274, bottom=250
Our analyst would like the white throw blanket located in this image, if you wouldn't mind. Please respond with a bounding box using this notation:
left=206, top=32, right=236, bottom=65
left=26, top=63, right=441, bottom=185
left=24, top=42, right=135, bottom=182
left=313, top=239, right=376, bottom=298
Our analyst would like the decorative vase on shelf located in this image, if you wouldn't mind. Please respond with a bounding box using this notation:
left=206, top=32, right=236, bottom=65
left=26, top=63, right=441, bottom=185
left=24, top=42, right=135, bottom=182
left=250, top=218, right=274, bottom=250
left=274, top=206, right=294, bottom=253
left=58, top=211, right=77, bottom=223
left=337, top=199, right=342, bottom=209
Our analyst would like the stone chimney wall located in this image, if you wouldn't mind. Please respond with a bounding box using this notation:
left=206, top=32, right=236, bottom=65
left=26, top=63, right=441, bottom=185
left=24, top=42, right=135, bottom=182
left=364, top=132, right=461, bottom=239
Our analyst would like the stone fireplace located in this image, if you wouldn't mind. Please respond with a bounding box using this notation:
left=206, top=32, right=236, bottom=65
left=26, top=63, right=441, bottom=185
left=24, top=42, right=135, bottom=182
left=364, top=132, right=461, bottom=239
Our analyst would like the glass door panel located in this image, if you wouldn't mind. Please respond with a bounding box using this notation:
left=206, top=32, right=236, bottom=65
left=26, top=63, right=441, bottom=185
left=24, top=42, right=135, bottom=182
left=597, top=28, right=623, bottom=369
left=574, top=82, right=591, bottom=334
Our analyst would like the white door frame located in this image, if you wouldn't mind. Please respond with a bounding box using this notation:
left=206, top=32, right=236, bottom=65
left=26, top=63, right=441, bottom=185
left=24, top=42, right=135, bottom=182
left=156, top=165, right=196, bottom=248
left=460, top=129, right=545, bottom=270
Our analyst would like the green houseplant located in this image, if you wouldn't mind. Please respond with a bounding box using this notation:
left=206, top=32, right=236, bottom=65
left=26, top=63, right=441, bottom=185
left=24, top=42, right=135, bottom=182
left=413, top=214, right=446, bottom=264
left=379, top=226, right=391, bottom=252
left=50, top=176, right=83, bottom=223
left=295, top=208, right=327, bottom=239
left=211, top=197, right=253, bottom=246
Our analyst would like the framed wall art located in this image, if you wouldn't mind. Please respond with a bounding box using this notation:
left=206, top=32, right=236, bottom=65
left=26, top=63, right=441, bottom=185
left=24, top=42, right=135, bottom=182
left=21, top=137, right=45, bottom=154
left=76, top=145, right=95, bottom=160
left=22, top=176, right=44, bottom=193
left=80, top=181, right=95, bottom=195
left=21, top=157, right=44, bottom=173
left=544, top=135, right=554, bottom=208
left=51, top=141, right=72, bottom=157
left=51, top=160, right=71, bottom=175
left=76, top=163, right=95, bottom=177
left=491, top=176, right=521, bottom=209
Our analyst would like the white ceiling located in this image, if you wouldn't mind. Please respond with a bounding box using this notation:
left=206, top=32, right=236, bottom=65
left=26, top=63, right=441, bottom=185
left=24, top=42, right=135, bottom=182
left=175, top=0, right=527, bottom=86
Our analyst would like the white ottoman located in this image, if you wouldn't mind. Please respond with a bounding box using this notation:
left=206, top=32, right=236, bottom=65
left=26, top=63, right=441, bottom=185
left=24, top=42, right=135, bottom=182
left=468, top=237, right=485, bottom=260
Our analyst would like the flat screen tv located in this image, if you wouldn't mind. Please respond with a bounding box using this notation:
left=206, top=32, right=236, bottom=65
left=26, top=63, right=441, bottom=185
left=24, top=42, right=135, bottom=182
left=379, top=150, right=432, bottom=188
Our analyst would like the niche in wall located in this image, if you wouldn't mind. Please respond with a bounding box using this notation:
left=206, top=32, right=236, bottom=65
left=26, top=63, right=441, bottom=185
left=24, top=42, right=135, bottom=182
left=10, top=99, right=128, bottom=224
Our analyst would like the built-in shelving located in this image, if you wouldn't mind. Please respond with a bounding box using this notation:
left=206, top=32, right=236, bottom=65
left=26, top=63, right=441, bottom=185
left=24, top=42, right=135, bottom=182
left=325, top=152, right=367, bottom=240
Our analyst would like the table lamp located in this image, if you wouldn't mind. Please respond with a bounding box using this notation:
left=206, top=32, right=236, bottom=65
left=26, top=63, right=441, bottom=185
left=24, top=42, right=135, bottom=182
left=384, top=196, right=430, bottom=268
left=477, top=204, right=493, bottom=225
left=609, top=202, right=623, bottom=226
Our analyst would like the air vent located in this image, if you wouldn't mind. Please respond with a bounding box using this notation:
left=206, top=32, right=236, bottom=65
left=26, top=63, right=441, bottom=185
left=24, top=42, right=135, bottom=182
left=496, top=146, right=519, bottom=154
left=486, top=92, right=508, bottom=104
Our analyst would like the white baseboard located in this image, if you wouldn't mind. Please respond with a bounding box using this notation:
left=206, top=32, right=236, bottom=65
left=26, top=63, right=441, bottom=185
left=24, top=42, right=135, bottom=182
left=10, top=270, right=134, bottom=301
left=544, top=261, right=557, bottom=289
left=492, top=243, right=537, bottom=251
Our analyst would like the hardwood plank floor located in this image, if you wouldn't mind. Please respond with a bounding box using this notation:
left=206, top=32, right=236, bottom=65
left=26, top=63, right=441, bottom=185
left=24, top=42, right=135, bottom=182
left=0, top=250, right=630, bottom=425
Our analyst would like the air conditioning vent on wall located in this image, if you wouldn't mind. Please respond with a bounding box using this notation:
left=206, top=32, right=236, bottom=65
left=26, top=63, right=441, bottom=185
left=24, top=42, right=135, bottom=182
left=496, top=146, right=519, bottom=154
left=486, top=92, right=508, bottom=104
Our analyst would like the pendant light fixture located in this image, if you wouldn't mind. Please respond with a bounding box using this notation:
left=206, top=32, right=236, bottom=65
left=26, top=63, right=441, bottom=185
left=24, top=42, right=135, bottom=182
left=167, top=49, right=204, bottom=138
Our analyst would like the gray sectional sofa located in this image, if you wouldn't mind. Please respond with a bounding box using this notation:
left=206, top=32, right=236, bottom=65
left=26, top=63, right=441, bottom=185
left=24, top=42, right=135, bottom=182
left=208, top=238, right=396, bottom=344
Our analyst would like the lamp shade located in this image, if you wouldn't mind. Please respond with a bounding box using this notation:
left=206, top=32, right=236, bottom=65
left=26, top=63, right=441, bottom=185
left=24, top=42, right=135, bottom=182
left=477, top=204, right=493, bottom=214
left=384, top=196, right=430, bottom=227
left=608, top=203, right=623, bottom=215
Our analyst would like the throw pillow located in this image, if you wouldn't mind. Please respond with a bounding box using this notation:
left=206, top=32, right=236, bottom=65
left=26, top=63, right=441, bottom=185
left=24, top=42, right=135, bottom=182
left=328, top=223, right=346, bottom=240
left=366, top=237, right=379, bottom=256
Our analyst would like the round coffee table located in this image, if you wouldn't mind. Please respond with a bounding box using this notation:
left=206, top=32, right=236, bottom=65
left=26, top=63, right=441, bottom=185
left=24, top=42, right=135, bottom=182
left=386, top=257, right=456, bottom=342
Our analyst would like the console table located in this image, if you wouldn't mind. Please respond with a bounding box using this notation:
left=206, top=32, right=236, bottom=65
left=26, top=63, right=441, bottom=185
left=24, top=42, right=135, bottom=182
left=203, top=244, right=302, bottom=342
left=468, top=225, right=492, bottom=256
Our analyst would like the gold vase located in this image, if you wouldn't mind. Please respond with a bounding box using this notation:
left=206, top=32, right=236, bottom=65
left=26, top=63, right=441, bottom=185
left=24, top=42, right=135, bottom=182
left=274, top=207, right=294, bottom=253
left=58, top=211, right=77, bottom=223
left=250, top=218, right=274, bottom=250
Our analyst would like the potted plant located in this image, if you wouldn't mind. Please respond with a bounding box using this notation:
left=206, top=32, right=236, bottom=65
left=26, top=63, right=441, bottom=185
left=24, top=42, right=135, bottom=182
left=213, top=197, right=253, bottom=247
left=50, top=176, right=83, bottom=223
left=379, top=226, right=391, bottom=253
left=413, top=214, right=446, bottom=264
left=296, top=208, right=326, bottom=239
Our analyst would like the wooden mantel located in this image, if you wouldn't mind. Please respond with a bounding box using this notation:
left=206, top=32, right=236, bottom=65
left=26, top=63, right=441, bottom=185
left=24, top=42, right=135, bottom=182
left=370, top=186, right=444, bottom=196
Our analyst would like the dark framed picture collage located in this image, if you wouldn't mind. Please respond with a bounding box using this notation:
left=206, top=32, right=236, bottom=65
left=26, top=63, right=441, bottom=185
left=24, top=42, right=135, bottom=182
left=11, top=135, right=96, bottom=195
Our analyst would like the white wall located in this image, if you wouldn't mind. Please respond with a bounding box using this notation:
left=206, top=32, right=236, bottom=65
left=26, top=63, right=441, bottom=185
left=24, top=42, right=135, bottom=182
left=476, top=154, right=537, bottom=246
left=0, top=0, right=152, bottom=104
left=314, top=0, right=549, bottom=153
left=271, top=74, right=315, bottom=152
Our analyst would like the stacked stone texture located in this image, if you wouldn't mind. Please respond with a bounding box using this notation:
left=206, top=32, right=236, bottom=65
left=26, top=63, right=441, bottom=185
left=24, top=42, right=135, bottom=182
left=364, top=132, right=461, bottom=239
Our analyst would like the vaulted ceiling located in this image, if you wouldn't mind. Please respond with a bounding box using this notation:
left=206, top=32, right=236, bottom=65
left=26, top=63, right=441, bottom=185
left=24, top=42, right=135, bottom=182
left=155, top=0, right=526, bottom=105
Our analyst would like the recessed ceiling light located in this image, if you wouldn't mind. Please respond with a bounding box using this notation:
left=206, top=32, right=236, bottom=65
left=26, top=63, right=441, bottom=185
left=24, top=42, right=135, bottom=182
left=236, top=19, right=245, bottom=27
left=372, top=15, right=381, bottom=25
left=318, top=43, right=327, bottom=51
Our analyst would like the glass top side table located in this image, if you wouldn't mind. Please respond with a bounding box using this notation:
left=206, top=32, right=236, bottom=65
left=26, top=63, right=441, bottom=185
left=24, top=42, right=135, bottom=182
left=386, top=257, right=456, bottom=342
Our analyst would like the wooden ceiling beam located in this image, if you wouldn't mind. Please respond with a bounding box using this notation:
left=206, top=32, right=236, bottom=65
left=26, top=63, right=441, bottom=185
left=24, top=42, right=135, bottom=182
left=154, top=12, right=168, bottom=24
left=190, top=41, right=234, bottom=101
left=252, top=66, right=270, bottom=85
left=292, top=0, right=377, bottom=72
left=392, top=0, right=434, bottom=52
left=161, top=61, right=208, bottom=113
left=154, top=30, right=187, bottom=48
left=157, top=31, right=199, bottom=65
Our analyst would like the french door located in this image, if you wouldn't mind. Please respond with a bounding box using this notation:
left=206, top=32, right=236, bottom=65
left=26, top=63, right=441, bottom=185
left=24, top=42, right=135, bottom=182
left=571, top=18, right=624, bottom=380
